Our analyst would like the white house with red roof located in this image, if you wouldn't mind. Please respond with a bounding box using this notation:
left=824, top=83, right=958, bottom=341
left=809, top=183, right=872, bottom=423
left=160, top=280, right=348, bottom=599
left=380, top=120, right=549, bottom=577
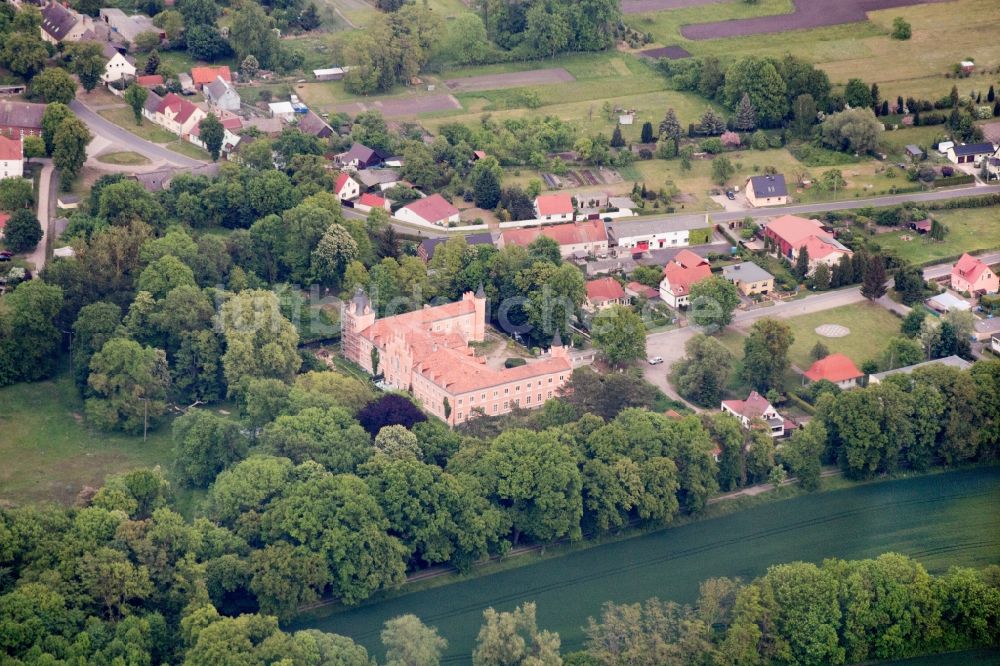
left=356, top=192, right=389, bottom=213
left=0, top=135, right=23, bottom=180
left=190, top=66, right=232, bottom=89
left=534, top=193, right=574, bottom=223
left=950, top=253, right=999, bottom=295
left=334, top=173, right=361, bottom=201
left=396, top=194, right=461, bottom=227
left=721, top=391, right=791, bottom=437
left=803, top=353, right=863, bottom=389
left=152, top=93, right=206, bottom=138
left=763, top=215, right=852, bottom=273
left=500, top=219, right=609, bottom=259
left=659, top=249, right=712, bottom=308
left=584, top=277, right=627, bottom=311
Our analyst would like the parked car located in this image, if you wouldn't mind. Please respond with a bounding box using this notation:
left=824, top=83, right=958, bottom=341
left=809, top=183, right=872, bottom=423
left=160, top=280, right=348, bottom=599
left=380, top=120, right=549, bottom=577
left=726, top=191, right=735, bottom=200
left=648, top=356, right=663, bottom=365
left=0, top=251, right=12, bottom=262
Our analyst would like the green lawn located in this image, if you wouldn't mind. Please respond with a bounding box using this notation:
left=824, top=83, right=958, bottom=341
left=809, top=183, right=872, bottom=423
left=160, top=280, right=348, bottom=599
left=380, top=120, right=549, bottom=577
left=870, top=208, right=1000, bottom=265
left=779, top=301, right=902, bottom=369
left=0, top=364, right=175, bottom=506
left=96, top=151, right=151, bottom=166
left=98, top=107, right=177, bottom=143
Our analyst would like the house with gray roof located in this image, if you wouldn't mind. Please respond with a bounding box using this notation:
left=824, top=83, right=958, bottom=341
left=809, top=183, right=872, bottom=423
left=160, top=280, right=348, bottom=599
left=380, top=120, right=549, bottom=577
left=142, top=90, right=163, bottom=122
left=0, top=101, right=46, bottom=139
left=608, top=214, right=711, bottom=252
left=868, top=356, right=972, bottom=384
left=204, top=76, right=241, bottom=113
left=722, top=261, right=775, bottom=296
left=745, top=174, right=788, bottom=207
left=294, top=109, right=334, bottom=139
left=40, top=1, right=90, bottom=43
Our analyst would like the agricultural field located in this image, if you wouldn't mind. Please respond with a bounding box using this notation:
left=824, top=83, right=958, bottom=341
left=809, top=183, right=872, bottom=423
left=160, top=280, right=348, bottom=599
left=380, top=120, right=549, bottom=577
left=871, top=207, right=1000, bottom=264
left=775, top=301, right=903, bottom=369
left=0, top=365, right=175, bottom=506
left=296, top=467, right=1000, bottom=660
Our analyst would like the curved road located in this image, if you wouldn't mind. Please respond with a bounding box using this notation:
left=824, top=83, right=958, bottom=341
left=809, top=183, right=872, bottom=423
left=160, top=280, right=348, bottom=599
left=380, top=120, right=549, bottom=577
left=69, top=100, right=204, bottom=168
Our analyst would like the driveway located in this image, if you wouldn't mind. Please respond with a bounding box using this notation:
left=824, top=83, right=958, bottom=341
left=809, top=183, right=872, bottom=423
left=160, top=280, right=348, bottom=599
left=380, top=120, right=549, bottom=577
left=26, top=160, right=56, bottom=272
left=69, top=99, right=204, bottom=168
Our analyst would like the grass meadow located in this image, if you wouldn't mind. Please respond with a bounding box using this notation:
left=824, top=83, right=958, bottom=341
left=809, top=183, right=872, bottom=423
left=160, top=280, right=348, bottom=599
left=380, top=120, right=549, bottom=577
left=777, top=301, right=903, bottom=369
left=871, top=208, right=1000, bottom=265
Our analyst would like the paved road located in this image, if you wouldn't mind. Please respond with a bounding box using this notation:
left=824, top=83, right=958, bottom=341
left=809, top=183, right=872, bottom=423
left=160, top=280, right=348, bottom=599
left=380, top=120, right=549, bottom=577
left=26, top=160, right=55, bottom=272
left=70, top=100, right=204, bottom=168
left=711, top=183, right=1000, bottom=223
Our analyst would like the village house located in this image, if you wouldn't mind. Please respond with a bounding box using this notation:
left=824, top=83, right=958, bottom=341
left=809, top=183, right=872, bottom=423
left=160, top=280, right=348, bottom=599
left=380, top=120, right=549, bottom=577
left=356, top=169, right=404, bottom=192
left=950, top=253, right=999, bottom=295
left=608, top=215, right=709, bottom=254
left=141, top=90, right=162, bottom=123
left=101, top=43, right=135, bottom=84
left=152, top=93, right=206, bottom=138
left=501, top=219, right=609, bottom=259
left=396, top=194, right=461, bottom=227
left=342, top=289, right=573, bottom=426
left=334, top=172, right=361, bottom=201
left=190, top=66, right=232, bottom=89
left=0, top=135, right=23, bottom=180
left=188, top=114, right=242, bottom=156
left=534, top=193, right=575, bottom=223
left=625, top=281, right=659, bottom=300
left=203, top=76, right=240, bottom=113
left=268, top=101, right=296, bottom=123
left=337, top=143, right=383, bottom=170
left=584, top=277, right=627, bottom=311
left=295, top=110, right=334, bottom=139
left=41, top=1, right=92, bottom=43
left=946, top=142, right=996, bottom=165
left=745, top=174, right=788, bottom=207
left=99, top=8, right=163, bottom=43
left=763, top=214, right=853, bottom=273
left=659, top=249, right=712, bottom=308
left=869, top=356, right=971, bottom=384
left=418, top=232, right=496, bottom=262
left=803, top=353, right=863, bottom=389
left=0, top=101, right=46, bottom=139
left=355, top=192, right=390, bottom=214
left=135, top=74, right=164, bottom=88
left=721, top=391, right=791, bottom=437
left=722, top=261, right=774, bottom=296
left=243, top=117, right=284, bottom=137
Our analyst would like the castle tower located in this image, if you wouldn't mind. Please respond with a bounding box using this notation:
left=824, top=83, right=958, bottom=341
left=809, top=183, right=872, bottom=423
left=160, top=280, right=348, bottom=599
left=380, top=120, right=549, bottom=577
left=342, top=288, right=376, bottom=365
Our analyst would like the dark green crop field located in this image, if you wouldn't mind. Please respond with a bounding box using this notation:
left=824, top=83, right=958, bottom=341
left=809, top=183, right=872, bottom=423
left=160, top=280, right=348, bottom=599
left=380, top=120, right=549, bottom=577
left=296, top=468, right=1000, bottom=662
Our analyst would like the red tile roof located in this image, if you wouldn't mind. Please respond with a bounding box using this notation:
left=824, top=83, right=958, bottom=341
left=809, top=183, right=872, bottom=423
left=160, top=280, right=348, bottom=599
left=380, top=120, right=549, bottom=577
left=135, top=74, right=164, bottom=87
left=626, top=281, right=658, bottom=299
left=661, top=251, right=711, bottom=297
left=0, top=135, right=21, bottom=161
left=586, top=277, right=626, bottom=304
left=952, top=253, right=990, bottom=284
left=722, top=391, right=774, bottom=419
left=359, top=192, right=386, bottom=209
left=502, top=219, right=608, bottom=248
left=804, top=353, right=863, bottom=383
left=334, top=172, right=352, bottom=193
left=191, top=66, right=231, bottom=86
left=157, top=93, right=201, bottom=124
left=765, top=214, right=850, bottom=260
left=535, top=193, right=574, bottom=217
left=401, top=194, right=459, bottom=224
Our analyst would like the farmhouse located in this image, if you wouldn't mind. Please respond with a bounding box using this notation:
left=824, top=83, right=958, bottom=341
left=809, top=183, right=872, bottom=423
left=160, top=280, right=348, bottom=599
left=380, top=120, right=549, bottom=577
left=0, top=135, right=23, bottom=180
left=868, top=356, right=972, bottom=384
left=608, top=215, right=709, bottom=253
left=334, top=172, right=361, bottom=201
left=99, top=8, right=162, bottom=42
left=501, top=219, right=609, bottom=259
left=745, top=174, right=788, bottom=207
left=396, top=194, right=461, bottom=227
left=534, top=193, right=575, bottom=223
left=342, top=289, right=573, bottom=426
left=803, top=353, right=863, bottom=389
left=950, top=253, right=999, bottom=295
left=0, top=101, right=46, bottom=139
left=659, top=249, right=712, bottom=308
left=946, top=142, right=996, bottom=165
left=418, top=232, right=496, bottom=261
left=337, top=143, right=383, bottom=170
left=295, top=110, right=334, bottom=139
left=101, top=43, right=135, bottom=83
left=41, top=1, right=91, bottom=43
left=763, top=215, right=852, bottom=272
left=721, top=391, right=790, bottom=437
left=722, top=261, right=774, bottom=296
left=584, top=277, right=627, bottom=311
left=203, top=76, right=240, bottom=113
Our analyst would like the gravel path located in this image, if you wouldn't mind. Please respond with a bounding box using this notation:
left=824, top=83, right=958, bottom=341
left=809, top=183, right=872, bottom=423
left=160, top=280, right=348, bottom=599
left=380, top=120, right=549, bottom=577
left=682, top=0, right=951, bottom=40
